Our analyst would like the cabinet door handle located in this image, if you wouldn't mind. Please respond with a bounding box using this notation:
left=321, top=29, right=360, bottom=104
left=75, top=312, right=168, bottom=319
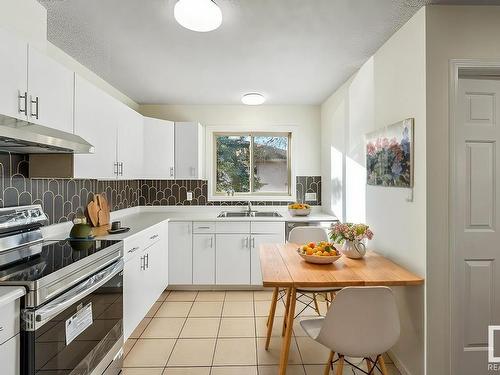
left=114, top=162, right=119, bottom=176
left=30, top=95, right=39, bottom=119
left=145, top=253, right=149, bottom=269
left=18, top=91, right=27, bottom=114
left=209, top=237, right=213, bottom=248
left=140, top=256, right=145, bottom=270
left=244, top=237, right=249, bottom=248
left=128, top=246, right=140, bottom=253
left=119, top=162, right=124, bottom=176
left=170, top=167, right=174, bottom=177
left=251, top=237, right=255, bottom=248
left=150, top=234, right=159, bottom=240
left=0, top=326, right=3, bottom=332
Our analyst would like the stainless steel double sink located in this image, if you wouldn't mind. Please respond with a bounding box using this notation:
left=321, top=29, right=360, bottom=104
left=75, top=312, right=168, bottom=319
left=217, top=211, right=282, bottom=218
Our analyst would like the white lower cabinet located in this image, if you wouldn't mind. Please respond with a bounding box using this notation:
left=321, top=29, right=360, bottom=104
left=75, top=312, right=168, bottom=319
left=216, top=234, right=251, bottom=285
left=123, top=223, right=168, bottom=340
left=193, top=234, right=215, bottom=284
left=250, top=233, right=284, bottom=285
left=168, top=222, right=193, bottom=284
left=124, top=244, right=146, bottom=340
left=0, top=335, right=19, bottom=375
left=168, top=220, right=285, bottom=286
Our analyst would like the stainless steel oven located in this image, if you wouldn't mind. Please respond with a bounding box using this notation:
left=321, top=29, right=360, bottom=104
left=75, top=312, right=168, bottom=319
left=21, top=259, right=124, bottom=375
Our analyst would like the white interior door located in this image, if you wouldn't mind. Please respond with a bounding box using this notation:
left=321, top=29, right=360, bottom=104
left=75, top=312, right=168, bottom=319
left=453, top=77, right=500, bottom=374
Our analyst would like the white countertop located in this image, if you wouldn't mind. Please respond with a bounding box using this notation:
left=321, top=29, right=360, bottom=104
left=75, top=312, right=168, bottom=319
left=0, top=286, right=25, bottom=307
left=43, top=206, right=338, bottom=241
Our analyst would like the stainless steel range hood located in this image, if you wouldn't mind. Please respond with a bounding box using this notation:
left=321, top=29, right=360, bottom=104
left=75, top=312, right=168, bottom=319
left=0, top=114, right=94, bottom=154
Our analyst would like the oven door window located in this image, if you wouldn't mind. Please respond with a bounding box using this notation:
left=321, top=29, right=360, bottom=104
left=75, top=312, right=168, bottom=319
left=29, top=270, right=123, bottom=374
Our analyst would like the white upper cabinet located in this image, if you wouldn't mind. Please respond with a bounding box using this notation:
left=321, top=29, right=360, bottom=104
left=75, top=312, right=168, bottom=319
left=0, top=27, right=28, bottom=121
left=175, top=122, right=205, bottom=179
left=116, top=102, right=143, bottom=179
left=143, top=117, right=175, bottom=179
left=74, top=74, right=118, bottom=179
left=27, top=45, right=74, bottom=133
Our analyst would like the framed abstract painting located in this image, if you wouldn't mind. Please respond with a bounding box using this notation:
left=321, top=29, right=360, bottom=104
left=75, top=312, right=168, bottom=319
left=366, top=118, right=414, bottom=188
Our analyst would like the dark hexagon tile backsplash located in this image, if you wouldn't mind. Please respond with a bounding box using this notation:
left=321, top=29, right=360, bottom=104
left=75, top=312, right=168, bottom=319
left=0, top=153, right=321, bottom=224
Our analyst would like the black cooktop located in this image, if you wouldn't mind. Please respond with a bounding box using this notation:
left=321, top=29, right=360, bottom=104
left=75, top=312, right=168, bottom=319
left=0, top=239, right=121, bottom=282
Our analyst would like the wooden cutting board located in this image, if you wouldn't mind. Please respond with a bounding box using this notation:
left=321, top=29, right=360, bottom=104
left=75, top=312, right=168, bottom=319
left=97, top=194, right=110, bottom=226
left=87, top=196, right=100, bottom=227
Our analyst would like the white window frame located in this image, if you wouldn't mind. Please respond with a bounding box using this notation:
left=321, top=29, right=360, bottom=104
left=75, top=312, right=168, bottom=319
left=206, top=125, right=297, bottom=202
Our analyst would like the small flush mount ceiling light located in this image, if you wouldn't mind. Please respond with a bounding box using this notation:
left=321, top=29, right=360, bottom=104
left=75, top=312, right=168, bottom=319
left=242, top=93, right=266, bottom=105
left=174, top=0, right=222, bottom=32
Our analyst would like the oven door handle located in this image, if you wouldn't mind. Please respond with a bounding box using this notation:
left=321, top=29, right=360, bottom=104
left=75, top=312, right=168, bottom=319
left=33, top=260, right=124, bottom=324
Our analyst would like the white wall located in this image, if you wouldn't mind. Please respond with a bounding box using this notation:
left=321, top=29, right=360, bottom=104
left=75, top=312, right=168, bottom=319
left=140, top=104, right=321, bottom=176
left=425, top=6, right=500, bottom=375
left=321, top=8, right=426, bottom=375
left=0, top=0, right=138, bottom=110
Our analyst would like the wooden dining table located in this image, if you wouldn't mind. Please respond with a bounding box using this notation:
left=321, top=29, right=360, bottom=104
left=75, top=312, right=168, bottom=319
left=259, top=243, right=424, bottom=375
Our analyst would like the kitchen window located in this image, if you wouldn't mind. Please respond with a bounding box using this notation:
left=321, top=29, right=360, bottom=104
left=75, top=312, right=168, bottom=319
left=214, top=132, right=292, bottom=197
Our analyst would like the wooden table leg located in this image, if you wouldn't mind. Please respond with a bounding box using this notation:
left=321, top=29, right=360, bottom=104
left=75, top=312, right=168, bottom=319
left=267, top=287, right=279, bottom=327
left=265, top=287, right=279, bottom=350
left=279, top=287, right=296, bottom=375
left=282, top=288, right=292, bottom=336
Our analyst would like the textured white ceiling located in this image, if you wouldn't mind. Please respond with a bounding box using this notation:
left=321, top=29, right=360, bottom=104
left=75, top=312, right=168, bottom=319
left=39, top=0, right=500, bottom=105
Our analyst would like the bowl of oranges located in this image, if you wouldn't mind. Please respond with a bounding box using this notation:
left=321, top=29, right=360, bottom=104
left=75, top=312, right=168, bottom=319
left=297, top=241, right=342, bottom=264
left=288, top=203, right=311, bottom=216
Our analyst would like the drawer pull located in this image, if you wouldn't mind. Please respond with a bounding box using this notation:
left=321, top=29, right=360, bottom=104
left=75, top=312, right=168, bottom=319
left=128, top=246, right=140, bottom=253
left=197, top=226, right=211, bottom=229
left=150, top=234, right=159, bottom=240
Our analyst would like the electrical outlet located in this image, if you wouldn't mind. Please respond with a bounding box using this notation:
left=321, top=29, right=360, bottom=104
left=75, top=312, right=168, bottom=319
left=305, top=192, right=317, bottom=202
left=187, top=191, right=193, bottom=201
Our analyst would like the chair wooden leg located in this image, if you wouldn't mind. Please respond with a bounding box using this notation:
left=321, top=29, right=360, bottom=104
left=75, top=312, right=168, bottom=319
left=378, top=355, right=388, bottom=375
left=267, top=287, right=279, bottom=327
left=365, top=357, right=372, bottom=373
left=335, top=355, right=344, bottom=375
left=282, top=288, right=292, bottom=336
left=324, top=351, right=335, bottom=375
left=313, top=293, right=321, bottom=315
left=265, top=287, right=279, bottom=350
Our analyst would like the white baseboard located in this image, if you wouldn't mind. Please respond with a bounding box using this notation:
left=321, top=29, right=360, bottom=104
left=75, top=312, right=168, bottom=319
left=388, top=350, right=412, bottom=375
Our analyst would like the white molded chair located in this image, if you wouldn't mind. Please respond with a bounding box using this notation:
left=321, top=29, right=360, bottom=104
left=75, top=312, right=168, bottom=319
left=265, top=226, right=339, bottom=350
left=300, top=286, right=400, bottom=375
left=289, top=227, right=341, bottom=315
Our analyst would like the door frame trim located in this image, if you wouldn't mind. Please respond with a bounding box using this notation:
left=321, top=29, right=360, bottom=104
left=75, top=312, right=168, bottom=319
left=449, top=59, right=500, bottom=375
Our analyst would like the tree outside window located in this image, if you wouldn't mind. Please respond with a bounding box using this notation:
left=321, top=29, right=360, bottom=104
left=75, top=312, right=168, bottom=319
left=215, top=133, right=291, bottom=196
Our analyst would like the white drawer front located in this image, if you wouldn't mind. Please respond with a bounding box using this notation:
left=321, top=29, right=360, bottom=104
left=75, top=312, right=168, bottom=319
left=193, top=222, right=215, bottom=233
left=144, top=224, right=162, bottom=248
left=0, top=299, right=20, bottom=345
left=123, top=235, right=144, bottom=262
left=251, top=222, right=285, bottom=235
left=215, top=221, right=251, bottom=233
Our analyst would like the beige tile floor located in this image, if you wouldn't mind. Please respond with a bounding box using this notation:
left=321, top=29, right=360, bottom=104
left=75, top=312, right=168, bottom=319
left=122, top=290, right=402, bottom=375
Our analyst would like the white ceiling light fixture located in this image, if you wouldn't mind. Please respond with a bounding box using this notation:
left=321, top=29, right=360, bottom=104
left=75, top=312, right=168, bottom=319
left=242, top=93, right=266, bottom=105
left=174, top=0, right=222, bottom=32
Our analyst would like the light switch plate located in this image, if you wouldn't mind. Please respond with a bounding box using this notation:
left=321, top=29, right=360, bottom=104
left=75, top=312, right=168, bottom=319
left=305, top=192, right=317, bottom=201
left=187, top=192, right=193, bottom=201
